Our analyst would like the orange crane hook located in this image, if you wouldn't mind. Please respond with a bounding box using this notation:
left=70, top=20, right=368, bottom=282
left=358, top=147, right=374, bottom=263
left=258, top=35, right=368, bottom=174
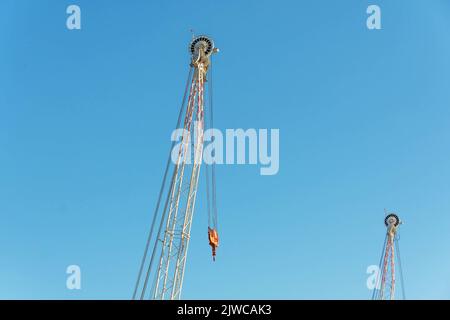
left=208, top=227, right=219, bottom=261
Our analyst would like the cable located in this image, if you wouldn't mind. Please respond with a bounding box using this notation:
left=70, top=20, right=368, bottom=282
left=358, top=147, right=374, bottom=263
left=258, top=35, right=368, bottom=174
left=204, top=66, right=212, bottom=228
left=203, top=61, right=218, bottom=230
left=395, top=236, right=406, bottom=300
left=372, top=234, right=387, bottom=300
left=132, top=67, right=193, bottom=300
left=208, top=62, right=218, bottom=230
left=141, top=164, right=178, bottom=299
left=205, top=163, right=212, bottom=227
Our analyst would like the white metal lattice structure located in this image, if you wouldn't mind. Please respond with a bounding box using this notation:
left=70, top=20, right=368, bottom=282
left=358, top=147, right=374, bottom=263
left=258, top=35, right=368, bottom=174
left=372, top=213, right=405, bottom=300
left=133, top=35, right=218, bottom=300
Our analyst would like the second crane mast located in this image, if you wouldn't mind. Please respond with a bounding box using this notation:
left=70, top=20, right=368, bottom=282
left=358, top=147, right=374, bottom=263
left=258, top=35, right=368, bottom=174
left=372, top=212, right=405, bottom=300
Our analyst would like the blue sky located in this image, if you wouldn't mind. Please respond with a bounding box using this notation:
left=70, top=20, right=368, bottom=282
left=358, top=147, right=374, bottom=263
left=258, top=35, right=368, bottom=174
left=1, top=0, right=450, bottom=299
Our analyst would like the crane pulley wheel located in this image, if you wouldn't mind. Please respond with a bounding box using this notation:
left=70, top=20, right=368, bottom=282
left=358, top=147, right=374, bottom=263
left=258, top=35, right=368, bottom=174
left=190, top=35, right=214, bottom=56
left=384, top=213, right=400, bottom=227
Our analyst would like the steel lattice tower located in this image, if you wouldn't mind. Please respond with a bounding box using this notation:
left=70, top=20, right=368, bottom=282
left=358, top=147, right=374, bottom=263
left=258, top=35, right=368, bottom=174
left=133, top=35, right=218, bottom=300
left=372, top=213, right=405, bottom=300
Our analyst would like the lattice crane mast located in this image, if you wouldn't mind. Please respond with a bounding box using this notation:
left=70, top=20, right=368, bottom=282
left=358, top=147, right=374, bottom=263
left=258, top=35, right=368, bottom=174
left=372, top=212, right=405, bottom=300
left=133, top=35, right=219, bottom=300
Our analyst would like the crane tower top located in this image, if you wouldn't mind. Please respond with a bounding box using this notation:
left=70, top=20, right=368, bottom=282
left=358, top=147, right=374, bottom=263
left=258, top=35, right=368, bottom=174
left=384, top=213, right=401, bottom=238
left=189, top=35, right=218, bottom=71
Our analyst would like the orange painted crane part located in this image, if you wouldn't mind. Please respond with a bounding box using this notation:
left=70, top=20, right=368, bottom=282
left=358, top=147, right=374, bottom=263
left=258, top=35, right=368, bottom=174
left=208, top=227, right=219, bottom=261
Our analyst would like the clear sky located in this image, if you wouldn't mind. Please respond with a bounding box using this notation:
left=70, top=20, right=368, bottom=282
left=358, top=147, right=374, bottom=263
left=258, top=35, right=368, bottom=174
left=1, top=0, right=450, bottom=299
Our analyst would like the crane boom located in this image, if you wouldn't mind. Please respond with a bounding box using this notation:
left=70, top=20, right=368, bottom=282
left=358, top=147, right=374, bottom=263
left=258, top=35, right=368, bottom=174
left=372, top=213, right=405, bottom=300
left=133, top=35, right=218, bottom=300
left=153, top=63, right=206, bottom=300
